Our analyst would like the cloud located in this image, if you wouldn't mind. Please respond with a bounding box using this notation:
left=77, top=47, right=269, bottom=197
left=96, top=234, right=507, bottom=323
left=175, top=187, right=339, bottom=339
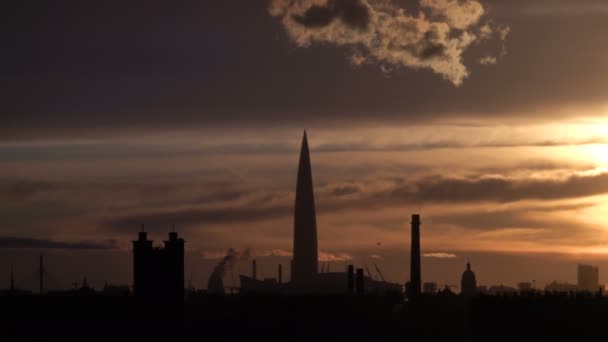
left=292, top=0, right=371, bottom=29
left=329, top=184, right=361, bottom=196
left=370, top=171, right=608, bottom=204
left=0, top=237, right=118, bottom=250
left=257, top=249, right=293, bottom=257
left=423, top=252, right=456, bottom=258
left=479, top=56, right=497, bottom=65
left=202, top=251, right=230, bottom=260
left=101, top=169, right=608, bottom=231
left=312, top=137, right=608, bottom=153
left=430, top=203, right=594, bottom=231
left=269, top=0, right=508, bottom=86
left=105, top=205, right=291, bottom=231
left=319, top=251, right=353, bottom=261
left=518, top=2, right=608, bottom=16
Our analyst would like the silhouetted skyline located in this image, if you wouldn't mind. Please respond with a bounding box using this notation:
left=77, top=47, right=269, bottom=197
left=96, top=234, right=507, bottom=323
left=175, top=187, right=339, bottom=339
left=4, top=0, right=608, bottom=298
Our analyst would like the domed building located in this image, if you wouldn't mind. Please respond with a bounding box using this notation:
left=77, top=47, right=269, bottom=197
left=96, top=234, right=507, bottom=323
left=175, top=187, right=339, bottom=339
left=461, top=261, right=477, bottom=297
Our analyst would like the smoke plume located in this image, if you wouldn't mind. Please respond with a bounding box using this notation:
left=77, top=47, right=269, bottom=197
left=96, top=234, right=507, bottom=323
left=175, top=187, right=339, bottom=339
left=210, top=248, right=251, bottom=280
left=269, top=0, right=509, bottom=86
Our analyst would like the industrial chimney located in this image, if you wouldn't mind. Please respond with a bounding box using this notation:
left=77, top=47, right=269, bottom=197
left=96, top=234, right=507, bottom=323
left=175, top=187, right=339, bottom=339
left=409, top=214, right=421, bottom=299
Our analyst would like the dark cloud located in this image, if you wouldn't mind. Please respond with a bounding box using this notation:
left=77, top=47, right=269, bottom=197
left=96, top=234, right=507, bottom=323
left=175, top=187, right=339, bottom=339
left=430, top=203, right=594, bottom=231
left=293, top=0, right=370, bottom=30
left=2, top=1, right=608, bottom=139
left=415, top=30, right=448, bottom=60
left=98, top=171, right=608, bottom=232
left=0, top=237, right=118, bottom=250
left=397, top=172, right=608, bottom=203
left=105, top=205, right=291, bottom=232
left=329, top=184, right=361, bottom=197
left=1, top=180, right=56, bottom=201
left=1, top=137, right=606, bottom=163
left=313, top=137, right=608, bottom=153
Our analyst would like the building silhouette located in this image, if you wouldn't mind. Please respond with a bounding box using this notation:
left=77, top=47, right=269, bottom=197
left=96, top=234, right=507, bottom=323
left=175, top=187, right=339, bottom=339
left=577, top=264, right=599, bottom=293
left=408, top=214, right=421, bottom=299
left=518, top=282, right=533, bottom=293
left=239, top=132, right=401, bottom=295
left=291, top=131, right=319, bottom=290
left=544, top=281, right=578, bottom=293
left=461, top=261, right=477, bottom=296
left=132, top=230, right=185, bottom=301
left=423, top=282, right=438, bottom=294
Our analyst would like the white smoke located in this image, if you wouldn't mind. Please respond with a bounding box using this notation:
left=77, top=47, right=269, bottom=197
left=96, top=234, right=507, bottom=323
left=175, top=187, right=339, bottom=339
left=269, top=0, right=509, bottom=86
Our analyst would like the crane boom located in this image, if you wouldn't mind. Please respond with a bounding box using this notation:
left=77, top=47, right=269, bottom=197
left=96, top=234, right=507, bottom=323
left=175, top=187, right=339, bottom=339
left=373, top=262, right=386, bottom=282
left=365, top=265, right=374, bottom=280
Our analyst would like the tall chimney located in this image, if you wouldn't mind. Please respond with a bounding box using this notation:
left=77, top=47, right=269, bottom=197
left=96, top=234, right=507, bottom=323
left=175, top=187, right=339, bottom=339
left=356, top=268, right=365, bottom=296
left=347, top=265, right=354, bottom=295
left=278, top=264, right=283, bottom=284
left=10, top=265, right=14, bottom=291
left=39, top=253, right=44, bottom=295
left=410, top=214, right=421, bottom=299
left=252, top=259, right=257, bottom=280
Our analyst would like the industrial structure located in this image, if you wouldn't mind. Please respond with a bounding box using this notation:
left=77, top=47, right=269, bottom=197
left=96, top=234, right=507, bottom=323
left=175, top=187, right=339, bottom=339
left=577, top=264, right=599, bottom=293
left=238, top=131, right=402, bottom=295
left=407, top=214, right=421, bottom=299
left=132, top=229, right=185, bottom=301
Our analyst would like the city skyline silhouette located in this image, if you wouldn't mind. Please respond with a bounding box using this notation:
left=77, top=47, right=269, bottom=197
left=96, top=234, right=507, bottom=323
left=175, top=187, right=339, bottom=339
left=2, top=131, right=607, bottom=339
left=4, top=0, right=608, bottom=338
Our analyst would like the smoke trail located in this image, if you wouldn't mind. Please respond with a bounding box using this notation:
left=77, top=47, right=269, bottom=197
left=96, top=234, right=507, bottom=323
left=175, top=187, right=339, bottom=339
left=269, top=0, right=509, bottom=86
left=210, top=248, right=251, bottom=280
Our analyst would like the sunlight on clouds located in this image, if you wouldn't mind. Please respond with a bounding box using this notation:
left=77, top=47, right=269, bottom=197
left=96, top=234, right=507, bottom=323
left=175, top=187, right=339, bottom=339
left=585, top=144, right=608, bottom=166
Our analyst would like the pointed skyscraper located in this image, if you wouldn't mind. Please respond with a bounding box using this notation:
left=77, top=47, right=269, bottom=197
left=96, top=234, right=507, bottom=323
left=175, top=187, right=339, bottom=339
left=292, top=131, right=319, bottom=290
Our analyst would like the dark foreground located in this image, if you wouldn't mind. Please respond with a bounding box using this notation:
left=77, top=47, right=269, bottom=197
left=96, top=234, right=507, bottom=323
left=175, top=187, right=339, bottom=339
left=2, top=293, right=608, bottom=340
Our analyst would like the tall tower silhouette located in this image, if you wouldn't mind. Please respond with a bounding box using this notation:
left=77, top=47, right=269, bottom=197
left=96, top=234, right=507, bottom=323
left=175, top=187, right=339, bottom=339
left=292, top=131, right=319, bottom=289
left=409, top=214, right=421, bottom=298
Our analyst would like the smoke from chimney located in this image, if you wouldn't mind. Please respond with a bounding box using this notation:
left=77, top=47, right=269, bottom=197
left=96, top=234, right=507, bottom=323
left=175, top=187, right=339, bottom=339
left=209, top=248, right=251, bottom=282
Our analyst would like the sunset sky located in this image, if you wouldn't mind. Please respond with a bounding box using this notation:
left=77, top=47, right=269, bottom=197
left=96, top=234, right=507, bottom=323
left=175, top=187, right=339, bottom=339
left=3, top=0, right=608, bottom=291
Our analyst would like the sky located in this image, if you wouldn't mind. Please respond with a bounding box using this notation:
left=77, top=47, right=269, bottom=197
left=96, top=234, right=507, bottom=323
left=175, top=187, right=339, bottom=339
left=3, top=0, right=608, bottom=292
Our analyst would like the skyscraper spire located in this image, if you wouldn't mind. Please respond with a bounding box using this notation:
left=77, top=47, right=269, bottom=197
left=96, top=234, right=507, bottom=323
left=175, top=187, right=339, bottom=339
left=292, top=130, right=319, bottom=290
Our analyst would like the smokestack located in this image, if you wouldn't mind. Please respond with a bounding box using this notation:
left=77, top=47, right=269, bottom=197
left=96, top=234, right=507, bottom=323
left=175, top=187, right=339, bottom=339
left=356, top=268, right=365, bottom=296
left=278, top=264, right=283, bottom=284
left=410, top=214, right=421, bottom=299
left=252, top=259, right=257, bottom=280
left=10, top=265, right=14, bottom=291
left=347, top=265, right=354, bottom=295
left=39, top=253, right=44, bottom=295
left=138, top=224, right=147, bottom=241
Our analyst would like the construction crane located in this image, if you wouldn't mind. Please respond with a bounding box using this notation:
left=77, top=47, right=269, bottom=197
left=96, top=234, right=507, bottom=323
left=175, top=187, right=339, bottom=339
left=188, top=273, right=194, bottom=291
left=373, top=262, right=386, bottom=282
left=365, top=265, right=374, bottom=280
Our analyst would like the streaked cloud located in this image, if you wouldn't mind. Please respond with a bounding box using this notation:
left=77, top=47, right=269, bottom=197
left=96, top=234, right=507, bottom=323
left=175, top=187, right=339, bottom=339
left=0, top=237, right=118, bottom=250
left=423, top=252, right=456, bottom=258
left=319, top=251, right=353, bottom=261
